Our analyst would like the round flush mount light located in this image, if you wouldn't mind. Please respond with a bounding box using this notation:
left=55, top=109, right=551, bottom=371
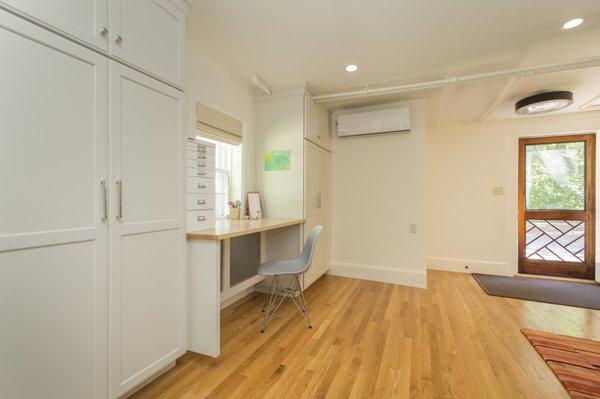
left=515, top=91, right=573, bottom=115
left=345, top=64, right=358, bottom=72
left=563, top=18, right=584, bottom=30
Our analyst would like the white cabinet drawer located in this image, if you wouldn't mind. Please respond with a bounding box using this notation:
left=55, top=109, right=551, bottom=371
left=187, top=167, right=215, bottom=178
left=186, top=141, right=215, bottom=153
left=187, top=176, right=214, bottom=194
left=186, top=150, right=215, bottom=162
left=187, top=210, right=214, bottom=231
left=187, top=194, right=214, bottom=210
left=186, top=158, right=215, bottom=169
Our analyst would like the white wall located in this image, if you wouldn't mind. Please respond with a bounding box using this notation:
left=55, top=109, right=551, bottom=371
left=186, top=43, right=256, bottom=196
left=426, top=110, right=600, bottom=281
left=330, top=100, right=428, bottom=288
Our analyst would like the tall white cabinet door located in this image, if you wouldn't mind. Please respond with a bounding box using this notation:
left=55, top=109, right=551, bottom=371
left=109, top=0, right=185, bottom=87
left=109, top=61, right=184, bottom=397
left=0, top=11, right=108, bottom=399
left=0, top=0, right=109, bottom=50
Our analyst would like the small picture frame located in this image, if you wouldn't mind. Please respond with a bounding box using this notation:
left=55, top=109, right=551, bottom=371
left=247, top=191, right=262, bottom=219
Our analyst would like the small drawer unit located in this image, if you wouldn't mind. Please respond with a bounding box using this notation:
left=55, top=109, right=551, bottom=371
left=186, top=138, right=216, bottom=231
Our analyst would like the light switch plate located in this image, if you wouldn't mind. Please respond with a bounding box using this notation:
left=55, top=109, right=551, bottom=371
left=409, top=223, right=418, bottom=234
left=492, top=186, right=504, bottom=196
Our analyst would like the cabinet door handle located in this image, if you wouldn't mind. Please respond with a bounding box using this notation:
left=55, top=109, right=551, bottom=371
left=316, top=134, right=322, bottom=139
left=316, top=192, right=322, bottom=208
left=197, top=199, right=206, bottom=205
left=197, top=171, right=207, bottom=176
left=116, top=180, right=123, bottom=220
left=100, top=179, right=108, bottom=221
left=197, top=216, right=206, bottom=221
left=98, top=27, right=108, bottom=36
left=198, top=183, right=207, bottom=189
left=113, top=35, right=123, bottom=45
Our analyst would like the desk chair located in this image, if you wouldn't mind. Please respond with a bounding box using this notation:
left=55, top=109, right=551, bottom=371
left=258, top=225, right=323, bottom=333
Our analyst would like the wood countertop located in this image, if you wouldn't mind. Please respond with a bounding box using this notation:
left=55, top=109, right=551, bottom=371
left=186, top=218, right=305, bottom=240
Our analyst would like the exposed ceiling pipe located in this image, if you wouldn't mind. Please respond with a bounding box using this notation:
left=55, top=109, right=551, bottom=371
left=252, top=74, right=272, bottom=96
left=312, top=54, right=600, bottom=102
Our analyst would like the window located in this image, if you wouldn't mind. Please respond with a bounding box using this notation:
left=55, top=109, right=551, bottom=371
left=197, top=136, right=242, bottom=219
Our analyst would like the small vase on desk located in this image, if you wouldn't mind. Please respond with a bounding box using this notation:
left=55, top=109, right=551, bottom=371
left=229, top=208, right=240, bottom=220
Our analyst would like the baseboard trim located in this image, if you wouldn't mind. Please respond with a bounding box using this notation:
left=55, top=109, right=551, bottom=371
left=426, top=256, right=509, bottom=276
left=328, top=262, right=427, bottom=289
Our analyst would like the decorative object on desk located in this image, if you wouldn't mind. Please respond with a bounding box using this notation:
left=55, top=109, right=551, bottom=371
left=247, top=191, right=262, bottom=219
left=228, top=200, right=242, bottom=220
left=264, top=150, right=290, bottom=171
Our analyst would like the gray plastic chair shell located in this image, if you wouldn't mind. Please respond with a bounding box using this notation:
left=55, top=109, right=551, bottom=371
left=257, top=225, right=323, bottom=276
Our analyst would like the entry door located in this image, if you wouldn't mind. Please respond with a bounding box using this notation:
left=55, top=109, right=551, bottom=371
left=518, top=134, right=596, bottom=280
left=109, top=61, right=184, bottom=397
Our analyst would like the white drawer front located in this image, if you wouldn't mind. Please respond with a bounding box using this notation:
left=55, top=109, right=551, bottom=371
left=186, top=141, right=215, bottom=153
left=186, top=150, right=215, bottom=162
left=187, top=194, right=214, bottom=210
left=187, top=210, right=214, bottom=231
left=187, top=176, right=214, bottom=194
left=187, top=167, right=215, bottom=179
left=186, top=158, right=215, bottom=169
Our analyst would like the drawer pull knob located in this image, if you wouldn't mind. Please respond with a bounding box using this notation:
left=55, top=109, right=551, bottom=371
left=197, top=216, right=206, bottom=221
left=197, top=162, right=207, bottom=167
left=197, top=154, right=206, bottom=159
left=197, top=199, right=206, bottom=205
left=197, top=171, right=207, bottom=176
left=198, top=183, right=207, bottom=189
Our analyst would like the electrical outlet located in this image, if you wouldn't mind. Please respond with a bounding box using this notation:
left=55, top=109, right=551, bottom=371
left=492, top=186, right=504, bottom=196
left=409, top=223, right=418, bottom=234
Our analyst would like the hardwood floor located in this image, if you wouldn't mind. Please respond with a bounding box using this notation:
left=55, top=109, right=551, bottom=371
left=131, top=271, right=600, bottom=398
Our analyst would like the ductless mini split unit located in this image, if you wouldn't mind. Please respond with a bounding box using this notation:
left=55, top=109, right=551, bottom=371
left=336, top=106, right=410, bottom=137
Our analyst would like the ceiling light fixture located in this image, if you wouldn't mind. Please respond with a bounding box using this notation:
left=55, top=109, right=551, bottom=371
left=345, top=64, right=358, bottom=72
left=515, top=91, right=573, bottom=115
left=562, top=18, right=584, bottom=30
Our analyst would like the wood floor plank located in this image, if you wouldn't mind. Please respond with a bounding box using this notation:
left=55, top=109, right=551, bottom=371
left=131, top=271, right=600, bottom=399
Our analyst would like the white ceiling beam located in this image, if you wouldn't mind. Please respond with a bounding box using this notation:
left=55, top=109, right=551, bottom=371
left=312, top=54, right=600, bottom=102
left=480, top=76, right=522, bottom=123
left=437, top=85, right=452, bottom=127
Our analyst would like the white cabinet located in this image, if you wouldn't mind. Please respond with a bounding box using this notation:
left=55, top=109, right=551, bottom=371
left=186, top=138, right=216, bottom=231
left=109, top=62, right=185, bottom=397
left=109, top=0, right=186, bottom=87
left=0, top=0, right=109, bottom=50
left=305, top=95, right=332, bottom=152
left=0, top=0, right=187, bottom=87
left=0, top=12, right=108, bottom=399
left=0, top=9, right=186, bottom=398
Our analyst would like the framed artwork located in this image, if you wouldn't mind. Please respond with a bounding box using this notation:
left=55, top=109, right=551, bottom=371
left=247, top=191, right=262, bottom=219
left=264, top=150, right=290, bottom=171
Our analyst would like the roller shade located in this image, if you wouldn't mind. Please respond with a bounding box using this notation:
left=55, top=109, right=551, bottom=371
left=196, top=103, right=243, bottom=145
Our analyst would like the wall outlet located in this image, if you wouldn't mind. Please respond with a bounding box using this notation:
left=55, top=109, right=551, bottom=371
left=409, top=223, right=418, bottom=234
left=492, top=186, right=504, bottom=196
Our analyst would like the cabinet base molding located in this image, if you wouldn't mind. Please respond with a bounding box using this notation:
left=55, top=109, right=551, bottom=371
left=329, top=262, right=427, bottom=289
left=121, top=360, right=176, bottom=399
left=426, top=256, right=510, bottom=276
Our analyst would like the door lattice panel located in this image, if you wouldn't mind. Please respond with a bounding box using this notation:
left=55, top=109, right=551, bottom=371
left=525, top=219, right=585, bottom=263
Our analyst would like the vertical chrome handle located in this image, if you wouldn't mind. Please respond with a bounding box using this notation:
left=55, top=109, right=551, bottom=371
left=100, top=179, right=108, bottom=221
left=316, top=192, right=322, bottom=208
left=116, top=180, right=123, bottom=220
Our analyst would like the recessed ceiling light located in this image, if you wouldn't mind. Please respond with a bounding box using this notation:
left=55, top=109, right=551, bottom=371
left=562, top=18, right=584, bottom=30
left=345, top=64, right=358, bottom=72
left=515, top=91, right=573, bottom=115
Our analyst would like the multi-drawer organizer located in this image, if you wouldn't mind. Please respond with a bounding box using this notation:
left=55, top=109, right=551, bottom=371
left=186, top=138, right=216, bottom=231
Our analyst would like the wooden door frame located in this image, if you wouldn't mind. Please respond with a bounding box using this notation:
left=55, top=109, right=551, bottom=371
left=518, top=134, right=596, bottom=280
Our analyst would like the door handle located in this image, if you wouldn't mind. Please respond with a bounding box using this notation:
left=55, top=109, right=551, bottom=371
left=100, top=179, right=108, bottom=221
left=116, top=180, right=123, bottom=220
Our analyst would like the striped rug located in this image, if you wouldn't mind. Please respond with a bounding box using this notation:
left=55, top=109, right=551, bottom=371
left=522, top=329, right=600, bottom=398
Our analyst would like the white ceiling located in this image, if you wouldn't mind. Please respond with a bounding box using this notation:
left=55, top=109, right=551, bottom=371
left=188, top=0, right=600, bottom=125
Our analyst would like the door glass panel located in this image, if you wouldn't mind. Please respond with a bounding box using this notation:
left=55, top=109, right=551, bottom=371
left=525, top=142, right=585, bottom=210
left=525, top=219, right=585, bottom=262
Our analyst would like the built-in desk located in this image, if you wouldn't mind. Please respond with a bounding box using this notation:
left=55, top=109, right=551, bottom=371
left=187, top=218, right=304, bottom=357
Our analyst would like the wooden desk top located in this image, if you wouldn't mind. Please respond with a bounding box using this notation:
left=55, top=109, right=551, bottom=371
left=186, top=218, right=305, bottom=240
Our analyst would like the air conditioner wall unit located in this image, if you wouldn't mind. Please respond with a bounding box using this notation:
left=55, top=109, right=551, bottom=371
left=336, top=106, right=410, bottom=137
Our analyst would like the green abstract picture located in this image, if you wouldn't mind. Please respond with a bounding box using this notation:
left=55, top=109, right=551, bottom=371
left=264, top=150, right=290, bottom=171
